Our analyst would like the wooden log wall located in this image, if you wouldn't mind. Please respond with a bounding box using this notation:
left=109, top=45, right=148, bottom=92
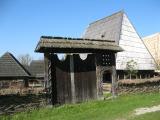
left=44, top=52, right=117, bottom=105
left=50, top=54, right=97, bottom=104
left=74, top=54, right=97, bottom=102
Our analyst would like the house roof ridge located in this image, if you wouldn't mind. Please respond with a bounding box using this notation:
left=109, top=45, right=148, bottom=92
left=89, top=10, right=124, bottom=25
left=0, top=52, right=31, bottom=77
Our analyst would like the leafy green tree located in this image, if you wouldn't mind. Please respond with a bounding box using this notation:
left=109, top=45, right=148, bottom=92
left=157, top=64, right=160, bottom=70
left=126, top=60, right=138, bottom=78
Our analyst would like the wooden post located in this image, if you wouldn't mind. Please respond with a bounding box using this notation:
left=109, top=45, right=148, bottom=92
left=130, top=74, right=131, bottom=80
left=145, top=74, right=147, bottom=79
left=124, top=74, right=126, bottom=80
left=44, top=53, right=49, bottom=89
left=112, top=66, right=117, bottom=97
left=117, top=75, right=119, bottom=80
left=70, top=54, right=76, bottom=103
left=24, top=78, right=29, bottom=87
left=96, top=66, right=103, bottom=99
left=140, top=75, right=141, bottom=79
left=44, top=53, right=52, bottom=105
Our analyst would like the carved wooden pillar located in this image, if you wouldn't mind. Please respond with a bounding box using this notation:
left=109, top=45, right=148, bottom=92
left=51, top=54, right=58, bottom=105
left=44, top=53, right=58, bottom=105
left=44, top=53, right=50, bottom=104
left=111, top=66, right=117, bottom=97
left=96, top=66, right=103, bottom=98
left=44, top=53, right=49, bottom=88
left=70, top=54, right=76, bottom=103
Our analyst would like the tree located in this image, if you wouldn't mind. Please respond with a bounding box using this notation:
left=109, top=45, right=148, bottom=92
left=126, top=60, right=138, bottom=79
left=18, top=54, right=32, bottom=66
left=157, top=65, right=160, bottom=70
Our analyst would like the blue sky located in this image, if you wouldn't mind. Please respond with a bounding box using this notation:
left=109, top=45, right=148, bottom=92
left=0, top=0, right=160, bottom=59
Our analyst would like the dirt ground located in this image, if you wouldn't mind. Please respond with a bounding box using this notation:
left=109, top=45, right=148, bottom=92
left=134, top=104, right=160, bottom=115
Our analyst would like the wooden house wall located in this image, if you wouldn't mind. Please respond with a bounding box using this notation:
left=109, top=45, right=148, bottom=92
left=116, top=14, right=155, bottom=70
left=52, top=55, right=72, bottom=104
left=74, top=54, right=96, bottom=102
left=0, top=80, right=24, bottom=89
left=51, top=54, right=96, bottom=104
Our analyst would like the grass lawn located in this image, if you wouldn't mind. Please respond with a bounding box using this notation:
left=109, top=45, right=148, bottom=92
left=1, top=92, right=160, bottom=120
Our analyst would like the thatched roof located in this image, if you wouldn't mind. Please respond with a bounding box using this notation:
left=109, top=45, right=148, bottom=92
left=29, top=60, right=44, bottom=78
left=0, top=52, right=30, bottom=79
left=35, top=36, right=123, bottom=53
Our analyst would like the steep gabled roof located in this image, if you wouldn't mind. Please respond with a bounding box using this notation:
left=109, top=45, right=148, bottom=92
left=0, top=52, right=30, bottom=78
left=83, top=11, right=123, bottom=43
left=83, top=11, right=156, bottom=70
left=29, top=60, right=44, bottom=78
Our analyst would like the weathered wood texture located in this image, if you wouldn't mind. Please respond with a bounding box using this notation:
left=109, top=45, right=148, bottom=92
left=95, top=53, right=117, bottom=97
left=118, top=78, right=160, bottom=94
left=50, top=54, right=97, bottom=104
left=35, top=37, right=123, bottom=53
left=74, top=54, right=96, bottom=102
left=44, top=53, right=55, bottom=105
left=0, top=94, right=45, bottom=115
left=52, top=55, right=71, bottom=104
left=44, top=52, right=117, bottom=105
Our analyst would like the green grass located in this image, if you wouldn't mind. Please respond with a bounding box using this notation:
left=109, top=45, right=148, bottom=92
left=1, top=93, right=160, bottom=120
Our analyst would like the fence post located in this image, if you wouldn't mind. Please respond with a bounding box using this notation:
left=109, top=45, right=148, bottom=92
left=130, top=74, right=131, bottom=80
left=140, top=75, right=141, bottom=79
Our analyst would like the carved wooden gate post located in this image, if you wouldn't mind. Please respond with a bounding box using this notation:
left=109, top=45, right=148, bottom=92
left=70, top=54, right=76, bottom=103
left=44, top=53, right=50, bottom=104
left=96, top=66, right=103, bottom=98
left=44, top=53, right=58, bottom=105
left=96, top=65, right=118, bottom=98
left=111, top=66, right=117, bottom=97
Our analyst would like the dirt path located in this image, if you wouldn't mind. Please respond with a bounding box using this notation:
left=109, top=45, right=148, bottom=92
left=134, top=105, right=160, bottom=115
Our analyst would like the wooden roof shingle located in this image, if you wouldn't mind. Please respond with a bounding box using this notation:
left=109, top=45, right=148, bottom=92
left=83, top=10, right=123, bottom=43
left=29, top=60, right=44, bottom=78
left=35, top=36, right=123, bottom=53
left=0, top=52, right=30, bottom=79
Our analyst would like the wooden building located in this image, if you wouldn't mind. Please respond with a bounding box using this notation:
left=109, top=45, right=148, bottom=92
left=143, top=33, right=160, bottom=69
left=35, top=36, right=122, bottom=105
left=29, top=60, right=45, bottom=87
left=83, top=11, right=156, bottom=79
left=0, top=52, right=30, bottom=88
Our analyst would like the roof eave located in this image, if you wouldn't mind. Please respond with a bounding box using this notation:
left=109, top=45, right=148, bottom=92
left=35, top=37, right=123, bottom=53
left=36, top=46, right=123, bottom=53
